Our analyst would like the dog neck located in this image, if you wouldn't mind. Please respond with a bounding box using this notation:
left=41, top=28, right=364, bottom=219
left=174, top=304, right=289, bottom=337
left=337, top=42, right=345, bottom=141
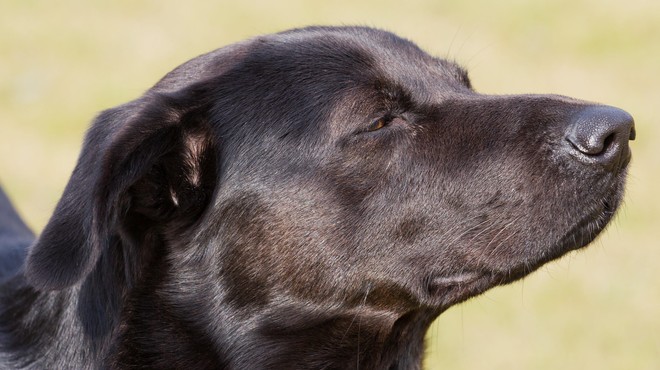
left=112, top=285, right=435, bottom=369
left=110, top=252, right=437, bottom=369
left=1, top=249, right=437, bottom=369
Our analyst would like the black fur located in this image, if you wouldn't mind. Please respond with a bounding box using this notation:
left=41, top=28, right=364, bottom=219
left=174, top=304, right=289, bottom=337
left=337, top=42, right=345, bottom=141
left=0, top=26, right=634, bottom=369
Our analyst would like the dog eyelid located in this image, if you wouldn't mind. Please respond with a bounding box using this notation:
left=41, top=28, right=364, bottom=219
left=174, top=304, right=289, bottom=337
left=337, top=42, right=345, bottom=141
left=368, top=117, right=390, bottom=131
left=369, top=113, right=407, bottom=131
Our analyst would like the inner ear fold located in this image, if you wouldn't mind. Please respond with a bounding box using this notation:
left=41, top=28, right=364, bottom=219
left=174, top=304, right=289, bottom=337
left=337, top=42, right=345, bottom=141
left=124, top=120, right=218, bottom=234
left=97, top=98, right=218, bottom=254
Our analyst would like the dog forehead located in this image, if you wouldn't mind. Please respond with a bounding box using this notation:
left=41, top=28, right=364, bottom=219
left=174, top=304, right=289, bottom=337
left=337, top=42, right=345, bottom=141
left=264, top=27, right=471, bottom=107
left=279, top=27, right=466, bottom=82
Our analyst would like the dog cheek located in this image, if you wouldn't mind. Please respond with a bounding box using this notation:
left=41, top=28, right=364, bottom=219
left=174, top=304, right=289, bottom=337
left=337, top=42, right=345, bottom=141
left=215, top=194, right=273, bottom=310
left=391, top=217, right=428, bottom=244
left=214, top=188, right=346, bottom=308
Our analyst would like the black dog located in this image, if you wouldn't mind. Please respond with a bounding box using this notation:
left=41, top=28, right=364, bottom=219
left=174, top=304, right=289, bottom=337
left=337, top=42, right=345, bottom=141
left=0, top=26, right=634, bottom=369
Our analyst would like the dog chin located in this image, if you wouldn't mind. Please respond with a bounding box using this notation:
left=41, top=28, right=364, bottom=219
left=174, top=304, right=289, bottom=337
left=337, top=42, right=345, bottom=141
left=555, top=188, right=622, bottom=259
left=426, top=197, right=621, bottom=310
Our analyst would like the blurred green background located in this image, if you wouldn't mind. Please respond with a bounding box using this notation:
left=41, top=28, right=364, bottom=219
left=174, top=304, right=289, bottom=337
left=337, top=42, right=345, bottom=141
left=1, top=1, right=658, bottom=369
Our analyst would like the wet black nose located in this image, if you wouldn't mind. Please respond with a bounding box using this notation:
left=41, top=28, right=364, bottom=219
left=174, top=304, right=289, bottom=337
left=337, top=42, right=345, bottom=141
left=565, top=106, right=635, bottom=171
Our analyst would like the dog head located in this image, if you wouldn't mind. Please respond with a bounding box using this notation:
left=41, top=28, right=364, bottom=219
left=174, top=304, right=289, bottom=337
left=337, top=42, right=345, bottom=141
left=25, top=26, right=633, bottom=324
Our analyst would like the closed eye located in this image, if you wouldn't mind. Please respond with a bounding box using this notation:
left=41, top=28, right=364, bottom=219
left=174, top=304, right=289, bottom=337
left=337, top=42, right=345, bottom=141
left=368, top=116, right=392, bottom=132
left=353, top=115, right=409, bottom=137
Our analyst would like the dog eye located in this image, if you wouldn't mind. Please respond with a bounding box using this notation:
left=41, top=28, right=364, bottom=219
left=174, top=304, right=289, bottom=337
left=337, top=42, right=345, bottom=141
left=368, top=117, right=391, bottom=131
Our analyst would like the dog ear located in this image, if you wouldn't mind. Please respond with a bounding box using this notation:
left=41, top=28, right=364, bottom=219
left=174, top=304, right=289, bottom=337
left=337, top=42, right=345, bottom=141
left=25, top=86, right=218, bottom=290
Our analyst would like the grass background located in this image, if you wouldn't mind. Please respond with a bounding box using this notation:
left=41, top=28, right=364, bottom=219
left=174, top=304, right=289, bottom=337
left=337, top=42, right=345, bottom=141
left=1, top=1, right=658, bottom=369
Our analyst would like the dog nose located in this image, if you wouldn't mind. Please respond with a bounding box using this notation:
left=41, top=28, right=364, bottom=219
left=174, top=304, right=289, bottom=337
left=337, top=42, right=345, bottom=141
left=565, top=105, right=635, bottom=170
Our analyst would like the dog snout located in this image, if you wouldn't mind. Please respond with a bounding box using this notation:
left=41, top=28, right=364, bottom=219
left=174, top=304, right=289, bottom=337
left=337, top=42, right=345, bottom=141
left=565, top=105, right=635, bottom=171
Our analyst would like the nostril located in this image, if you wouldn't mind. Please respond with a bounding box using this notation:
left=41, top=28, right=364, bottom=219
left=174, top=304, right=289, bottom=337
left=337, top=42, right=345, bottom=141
left=600, top=132, right=617, bottom=156
left=565, top=105, right=634, bottom=169
left=566, top=132, right=611, bottom=156
left=565, top=128, right=617, bottom=156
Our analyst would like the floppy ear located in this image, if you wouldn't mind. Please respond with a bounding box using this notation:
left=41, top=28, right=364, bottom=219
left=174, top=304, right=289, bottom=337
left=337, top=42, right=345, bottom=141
left=25, top=87, right=218, bottom=290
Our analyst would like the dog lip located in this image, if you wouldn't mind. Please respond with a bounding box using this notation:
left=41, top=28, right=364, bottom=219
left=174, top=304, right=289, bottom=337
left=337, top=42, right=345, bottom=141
left=491, top=194, right=622, bottom=289
left=559, top=196, right=618, bottom=254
